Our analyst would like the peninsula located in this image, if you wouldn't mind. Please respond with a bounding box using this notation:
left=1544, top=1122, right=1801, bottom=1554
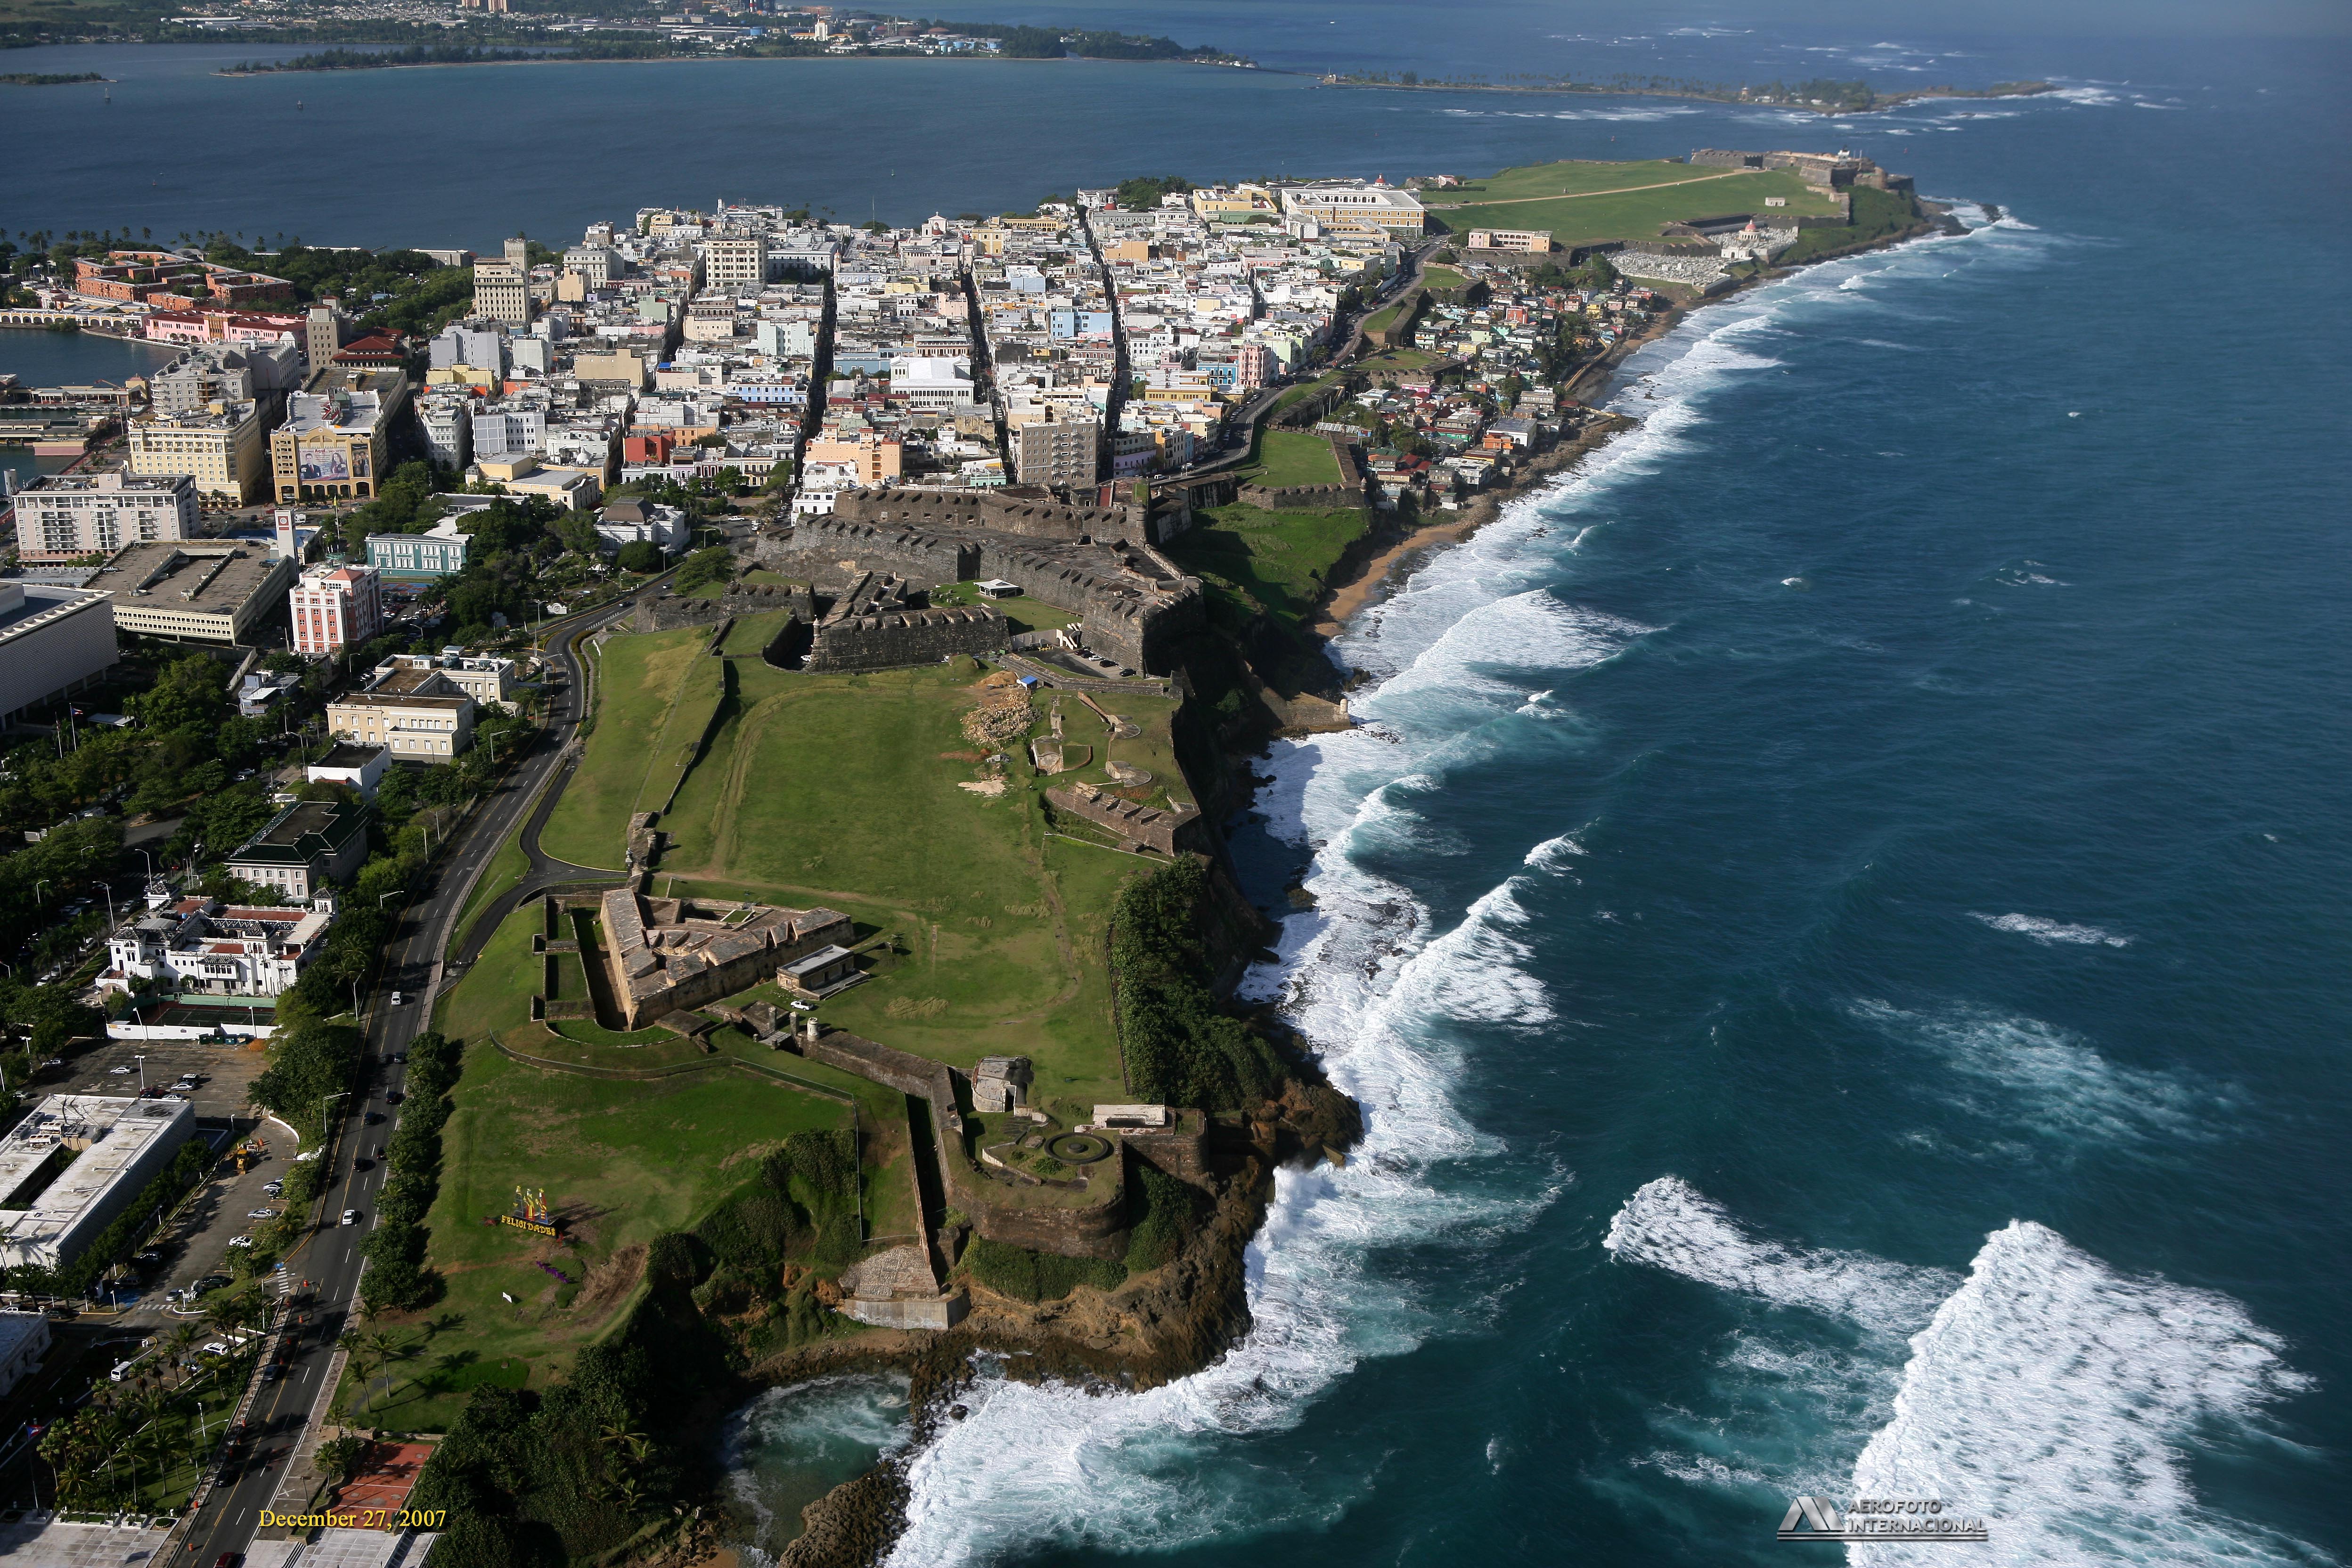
left=0, top=144, right=1948, bottom=1568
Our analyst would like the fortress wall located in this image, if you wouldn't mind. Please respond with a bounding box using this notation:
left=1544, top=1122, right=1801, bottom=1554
left=804, top=603, right=1009, bottom=672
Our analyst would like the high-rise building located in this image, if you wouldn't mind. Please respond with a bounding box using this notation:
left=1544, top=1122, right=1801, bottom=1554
left=1014, top=413, right=1101, bottom=488
left=703, top=235, right=769, bottom=288
left=128, top=401, right=269, bottom=504
left=289, top=562, right=383, bottom=656
left=472, top=252, right=534, bottom=328
left=304, top=297, right=354, bottom=373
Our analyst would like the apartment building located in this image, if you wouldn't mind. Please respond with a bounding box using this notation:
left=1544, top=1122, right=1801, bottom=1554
left=1014, top=413, right=1100, bottom=488
left=11, top=471, right=198, bottom=561
left=289, top=562, right=384, bottom=656
left=472, top=256, right=534, bottom=328
left=703, top=235, right=769, bottom=287
left=148, top=337, right=302, bottom=415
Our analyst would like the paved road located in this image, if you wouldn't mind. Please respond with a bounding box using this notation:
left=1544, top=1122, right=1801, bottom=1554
left=168, top=595, right=640, bottom=1568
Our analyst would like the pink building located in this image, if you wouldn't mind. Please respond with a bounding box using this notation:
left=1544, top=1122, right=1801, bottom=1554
left=143, top=309, right=307, bottom=348
left=1235, top=343, right=1276, bottom=390
left=290, top=563, right=383, bottom=656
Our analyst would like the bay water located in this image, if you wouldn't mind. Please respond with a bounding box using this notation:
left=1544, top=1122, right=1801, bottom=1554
left=5, top=8, right=2345, bottom=1562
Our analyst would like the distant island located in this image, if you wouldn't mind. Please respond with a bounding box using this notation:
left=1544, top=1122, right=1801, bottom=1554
left=220, top=16, right=1254, bottom=74
left=1321, top=71, right=2055, bottom=115
left=0, top=70, right=108, bottom=84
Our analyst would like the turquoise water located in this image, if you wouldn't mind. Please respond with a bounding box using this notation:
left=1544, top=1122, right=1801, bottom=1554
left=13, top=8, right=2347, bottom=1563
left=721, top=1373, right=912, bottom=1562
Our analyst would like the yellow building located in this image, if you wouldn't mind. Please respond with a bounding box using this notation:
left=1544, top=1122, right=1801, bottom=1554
left=1190, top=183, right=1278, bottom=219
left=127, top=403, right=268, bottom=504
left=270, top=369, right=408, bottom=504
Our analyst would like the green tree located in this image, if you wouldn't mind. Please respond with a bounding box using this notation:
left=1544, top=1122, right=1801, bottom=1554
left=614, top=540, right=662, bottom=573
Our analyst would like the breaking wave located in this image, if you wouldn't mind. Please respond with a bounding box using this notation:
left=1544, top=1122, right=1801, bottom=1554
left=1972, top=912, right=2131, bottom=947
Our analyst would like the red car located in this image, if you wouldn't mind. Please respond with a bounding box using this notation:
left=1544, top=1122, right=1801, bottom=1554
left=215, top=1553, right=242, bottom=1568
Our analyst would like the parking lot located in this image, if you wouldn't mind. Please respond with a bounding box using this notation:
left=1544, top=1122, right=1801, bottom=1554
left=37, top=1031, right=272, bottom=1124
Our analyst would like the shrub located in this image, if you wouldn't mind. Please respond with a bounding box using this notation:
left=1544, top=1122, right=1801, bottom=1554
left=1111, top=858, right=1284, bottom=1112
left=966, top=1237, right=1126, bottom=1303
left=1124, top=1162, right=1210, bottom=1274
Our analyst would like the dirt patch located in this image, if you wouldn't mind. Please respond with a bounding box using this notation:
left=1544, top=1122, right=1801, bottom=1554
left=935, top=750, right=982, bottom=762
left=575, top=1242, right=646, bottom=1319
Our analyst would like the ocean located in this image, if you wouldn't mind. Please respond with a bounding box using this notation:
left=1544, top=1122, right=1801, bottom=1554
left=10, top=8, right=2348, bottom=1562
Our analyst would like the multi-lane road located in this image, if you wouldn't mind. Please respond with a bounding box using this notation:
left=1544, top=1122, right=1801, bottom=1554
left=169, top=594, right=637, bottom=1567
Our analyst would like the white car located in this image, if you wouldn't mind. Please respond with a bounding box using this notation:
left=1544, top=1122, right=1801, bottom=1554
left=341, top=1209, right=361, bottom=1226
left=200, top=1341, right=231, bottom=1356
left=227, top=1235, right=253, bottom=1249
left=247, top=1208, right=278, bottom=1219
left=108, top=1065, right=133, bottom=1075
left=389, top=991, right=404, bottom=1006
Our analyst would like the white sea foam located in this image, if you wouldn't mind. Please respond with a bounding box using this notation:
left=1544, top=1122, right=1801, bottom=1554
left=1523, top=832, right=1586, bottom=871
left=1972, top=912, right=2130, bottom=947
left=1849, top=999, right=2210, bottom=1148
left=1604, top=1177, right=1958, bottom=1339
left=1851, top=1222, right=2319, bottom=1567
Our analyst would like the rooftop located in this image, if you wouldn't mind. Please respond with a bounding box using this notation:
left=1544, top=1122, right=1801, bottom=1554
left=0, top=1095, right=194, bottom=1257
left=0, top=582, right=112, bottom=646
left=89, top=541, right=286, bottom=619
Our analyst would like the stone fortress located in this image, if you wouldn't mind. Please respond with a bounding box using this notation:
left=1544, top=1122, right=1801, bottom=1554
left=748, top=485, right=1205, bottom=676
left=564, top=878, right=854, bottom=1029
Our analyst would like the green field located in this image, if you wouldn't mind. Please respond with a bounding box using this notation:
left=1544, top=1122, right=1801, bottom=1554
left=452, top=825, right=530, bottom=950
left=1428, top=158, right=1845, bottom=246
left=1421, top=263, right=1470, bottom=294
left=930, top=580, right=1082, bottom=635
left=1166, top=503, right=1373, bottom=631
left=539, top=631, right=723, bottom=870
left=1241, top=430, right=1346, bottom=490
left=362, top=1037, right=856, bottom=1432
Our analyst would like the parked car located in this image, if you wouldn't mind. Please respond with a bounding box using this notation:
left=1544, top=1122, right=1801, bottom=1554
left=246, top=1208, right=278, bottom=1220
left=108, top=1065, right=133, bottom=1075
left=262, top=1181, right=284, bottom=1197
left=226, top=1236, right=252, bottom=1249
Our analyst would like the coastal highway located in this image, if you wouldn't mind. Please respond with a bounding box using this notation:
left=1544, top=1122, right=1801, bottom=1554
left=172, top=591, right=641, bottom=1567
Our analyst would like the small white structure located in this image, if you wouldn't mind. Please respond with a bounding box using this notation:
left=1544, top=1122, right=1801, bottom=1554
left=1092, top=1103, right=1172, bottom=1130
left=306, top=741, right=391, bottom=800
left=972, top=1055, right=1033, bottom=1113
left=974, top=579, right=1021, bottom=599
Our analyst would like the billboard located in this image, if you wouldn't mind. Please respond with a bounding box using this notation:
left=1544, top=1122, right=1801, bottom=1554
left=298, top=441, right=350, bottom=485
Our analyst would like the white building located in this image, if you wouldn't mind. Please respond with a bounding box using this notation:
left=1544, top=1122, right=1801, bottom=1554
left=305, top=741, right=390, bottom=799
left=416, top=390, right=478, bottom=471
left=0, top=581, right=117, bottom=727
left=593, top=498, right=690, bottom=553
left=11, top=471, right=199, bottom=562
left=471, top=404, right=547, bottom=460
left=890, top=354, right=977, bottom=412
left=289, top=562, right=383, bottom=656
left=102, top=896, right=334, bottom=1000
left=0, top=1096, right=195, bottom=1274
left=703, top=235, right=769, bottom=287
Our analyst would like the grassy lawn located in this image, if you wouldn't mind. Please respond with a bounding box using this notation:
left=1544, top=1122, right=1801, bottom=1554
left=539, top=627, right=717, bottom=870
left=1361, top=301, right=1405, bottom=338
left=1165, top=503, right=1373, bottom=631
left=371, top=1041, right=854, bottom=1433
left=619, top=656, right=1140, bottom=1104
left=1421, top=263, right=1470, bottom=293
left=1241, top=430, right=1345, bottom=490
left=717, top=609, right=794, bottom=655
left=930, top=580, right=1081, bottom=635
left=1430, top=159, right=1844, bottom=246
